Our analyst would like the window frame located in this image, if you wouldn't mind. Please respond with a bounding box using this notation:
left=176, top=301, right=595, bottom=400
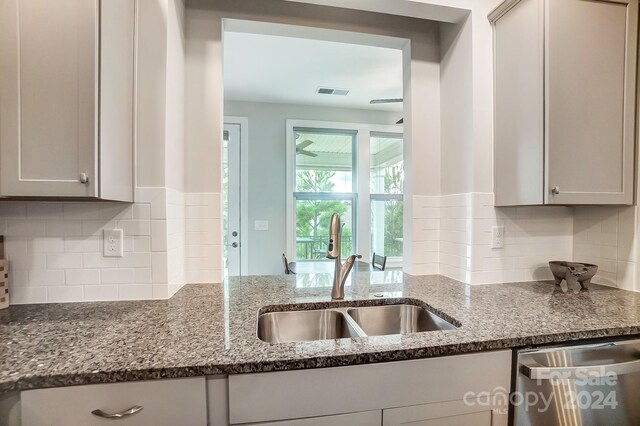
left=286, top=119, right=403, bottom=264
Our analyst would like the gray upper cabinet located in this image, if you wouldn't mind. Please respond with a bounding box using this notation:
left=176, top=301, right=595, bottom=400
left=490, top=0, right=638, bottom=206
left=0, top=0, right=134, bottom=201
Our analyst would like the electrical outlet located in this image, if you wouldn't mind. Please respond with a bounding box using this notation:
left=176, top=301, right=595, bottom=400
left=103, top=229, right=124, bottom=257
left=491, top=226, right=505, bottom=249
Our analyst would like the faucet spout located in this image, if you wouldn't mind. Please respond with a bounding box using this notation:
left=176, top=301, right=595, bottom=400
left=326, top=213, right=362, bottom=300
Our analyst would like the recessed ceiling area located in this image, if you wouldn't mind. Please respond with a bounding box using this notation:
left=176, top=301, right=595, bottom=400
left=223, top=31, right=403, bottom=112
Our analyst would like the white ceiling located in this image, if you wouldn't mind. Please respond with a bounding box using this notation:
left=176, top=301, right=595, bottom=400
left=223, top=31, right=404, bottom=112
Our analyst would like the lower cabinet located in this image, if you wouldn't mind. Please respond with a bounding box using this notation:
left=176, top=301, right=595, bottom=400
left=254, top=410, right=381, bottom=426
left=383, top=399, right=507, bottom=426
left=20, top=377, right=207, bottom=426
left=228, top=350, right=512, bottom=425
left=12, top=351, right=511, bottom=426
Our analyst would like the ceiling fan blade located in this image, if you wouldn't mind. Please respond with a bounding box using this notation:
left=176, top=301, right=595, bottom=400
left=370, top=98, right=403, bottom=104
left=297, top=149, right=318, bottom=157
left=296, top=139, right=314, bottom=150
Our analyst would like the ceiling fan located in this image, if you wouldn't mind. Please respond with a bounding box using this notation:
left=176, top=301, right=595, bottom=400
left=295, top=137, right=318, bottom=157
left=369, top=98, right=403, bottom=104
left=369, top=98, right=404, bottom=125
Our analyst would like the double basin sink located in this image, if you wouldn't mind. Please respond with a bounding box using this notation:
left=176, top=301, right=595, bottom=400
left=257, top=303, right=457, bottom=343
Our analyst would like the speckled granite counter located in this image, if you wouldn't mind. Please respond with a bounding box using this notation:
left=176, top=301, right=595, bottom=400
left=1, top=272, right=640, bottom=392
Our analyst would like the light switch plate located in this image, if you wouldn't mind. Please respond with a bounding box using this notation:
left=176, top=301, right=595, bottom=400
left=103, top=229, right=124, bottom=257
left=254, top=220, right=269, bottom=231
left=491, top=226, right=505, bottom=249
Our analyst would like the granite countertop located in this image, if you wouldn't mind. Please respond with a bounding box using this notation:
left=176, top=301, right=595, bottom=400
left=1, top=272, right=640, bottom=392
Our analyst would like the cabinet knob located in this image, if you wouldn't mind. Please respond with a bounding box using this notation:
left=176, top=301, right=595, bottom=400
left=551, top=186, right=560, bottom=195
left=79, top=173, right=90, bottom=185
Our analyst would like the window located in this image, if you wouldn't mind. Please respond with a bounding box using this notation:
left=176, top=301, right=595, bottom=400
left=370, top=133, right=404, bottom=258
left=293, top=129, right=356, bottom=260
left=287, top=121, right=404, bottom=264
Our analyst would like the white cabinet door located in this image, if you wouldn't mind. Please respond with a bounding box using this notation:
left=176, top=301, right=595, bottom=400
left=255, top=410, right=381, bottom=426
left=0, top=0, right=98, bottom=197
left=491, top=0, right=637, bottom=206
left=0, top=0, right=134, bottom=201
left=21, top=378, right=207, bottom=426
left=493, top=0, right=544, bottom=206
left=546, top=0, right=637, bottom=205
left=383, top=399, right=507, bottom=426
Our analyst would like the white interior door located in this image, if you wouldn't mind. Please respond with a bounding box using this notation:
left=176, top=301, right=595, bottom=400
left=223, top=123, right=242, bottom=277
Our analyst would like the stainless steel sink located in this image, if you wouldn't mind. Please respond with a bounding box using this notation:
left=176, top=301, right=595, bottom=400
left=257, top=302, right=458, bottom=343
left=347, top=304, right=456, bottom=336
left=257, top=309, right=360, bottom=343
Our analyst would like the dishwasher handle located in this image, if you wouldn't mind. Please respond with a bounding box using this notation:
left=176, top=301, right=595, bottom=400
left=521, top=358, right=640, bottom=380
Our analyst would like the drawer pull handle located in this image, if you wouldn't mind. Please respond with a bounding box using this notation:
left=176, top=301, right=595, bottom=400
left=91, top=405, right=143, bottom=419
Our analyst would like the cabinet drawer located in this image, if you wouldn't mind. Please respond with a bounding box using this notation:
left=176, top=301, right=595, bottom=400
left=21, top=377, right=207, bottom=426
left=256, top=410, right=381, bottom=426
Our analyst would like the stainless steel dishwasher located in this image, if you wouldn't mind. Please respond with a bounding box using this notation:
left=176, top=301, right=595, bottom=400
left=514, top=339, right=640, bottom=425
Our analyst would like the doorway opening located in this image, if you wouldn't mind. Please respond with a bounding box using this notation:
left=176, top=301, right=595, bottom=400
left=222, top=20, right=409, bottom=276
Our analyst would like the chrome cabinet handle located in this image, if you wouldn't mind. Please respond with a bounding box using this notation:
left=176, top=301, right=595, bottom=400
left=521, top=358, right=640, bottom=380
left=91, top=405, right=143, bottom=419
left=80, top=173, right=90, bottom=185
left=551, top=186, right=560, bottom=195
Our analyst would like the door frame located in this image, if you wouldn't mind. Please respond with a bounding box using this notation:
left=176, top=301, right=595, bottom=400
left=224, top=116, right=250, bottom=276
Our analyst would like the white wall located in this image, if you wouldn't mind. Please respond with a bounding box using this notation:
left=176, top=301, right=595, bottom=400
left=165, top=0, right=187, bottom=295
left=439, top=18, right=473, bottom=195
left=225, top=100, right=399, bottom=275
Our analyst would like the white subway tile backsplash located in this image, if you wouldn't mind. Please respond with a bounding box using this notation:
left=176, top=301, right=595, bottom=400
left=27, top=203, right=63, bottom=219
left=0, top=203, right=26, bottom=218
left=101, top=268, right=136, bottom=284
left=1, top=187, right=197, bottom=303
left=7, top=220, right=46, bottom=237
left=64, top=237, right=100, bottom=253
left=83, top=285, right=119, bottom=301
left=46, top=253, right=83, bottom=270
left=82, top=252, right=118, bottom=269
left=118, top=284, right=154, bottom=300
left=47, top=286, right=84, bottom=303
left=134, top=268, right=153, bottom=283
left=45, top=220, right=83, bottom=237
left=152, top=252, right=169, bottom=283
left=28, top=238, right=65, bottom=253
left=573, top=205, right=638, bottom=290
left=151, top=221, right=168, bottom=251
left=66, top=269, right=101, bottom=286
left=132, top=204, right=151, bottom=219
left=118, top=220, right=151, bottom=236
left=11, top=286, right=47, bottom=304
left=9, top=253, right=46, bottom=271
left=28, top=270, right=66, bottom=286
left=117, top=252, right=152, bottom=268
